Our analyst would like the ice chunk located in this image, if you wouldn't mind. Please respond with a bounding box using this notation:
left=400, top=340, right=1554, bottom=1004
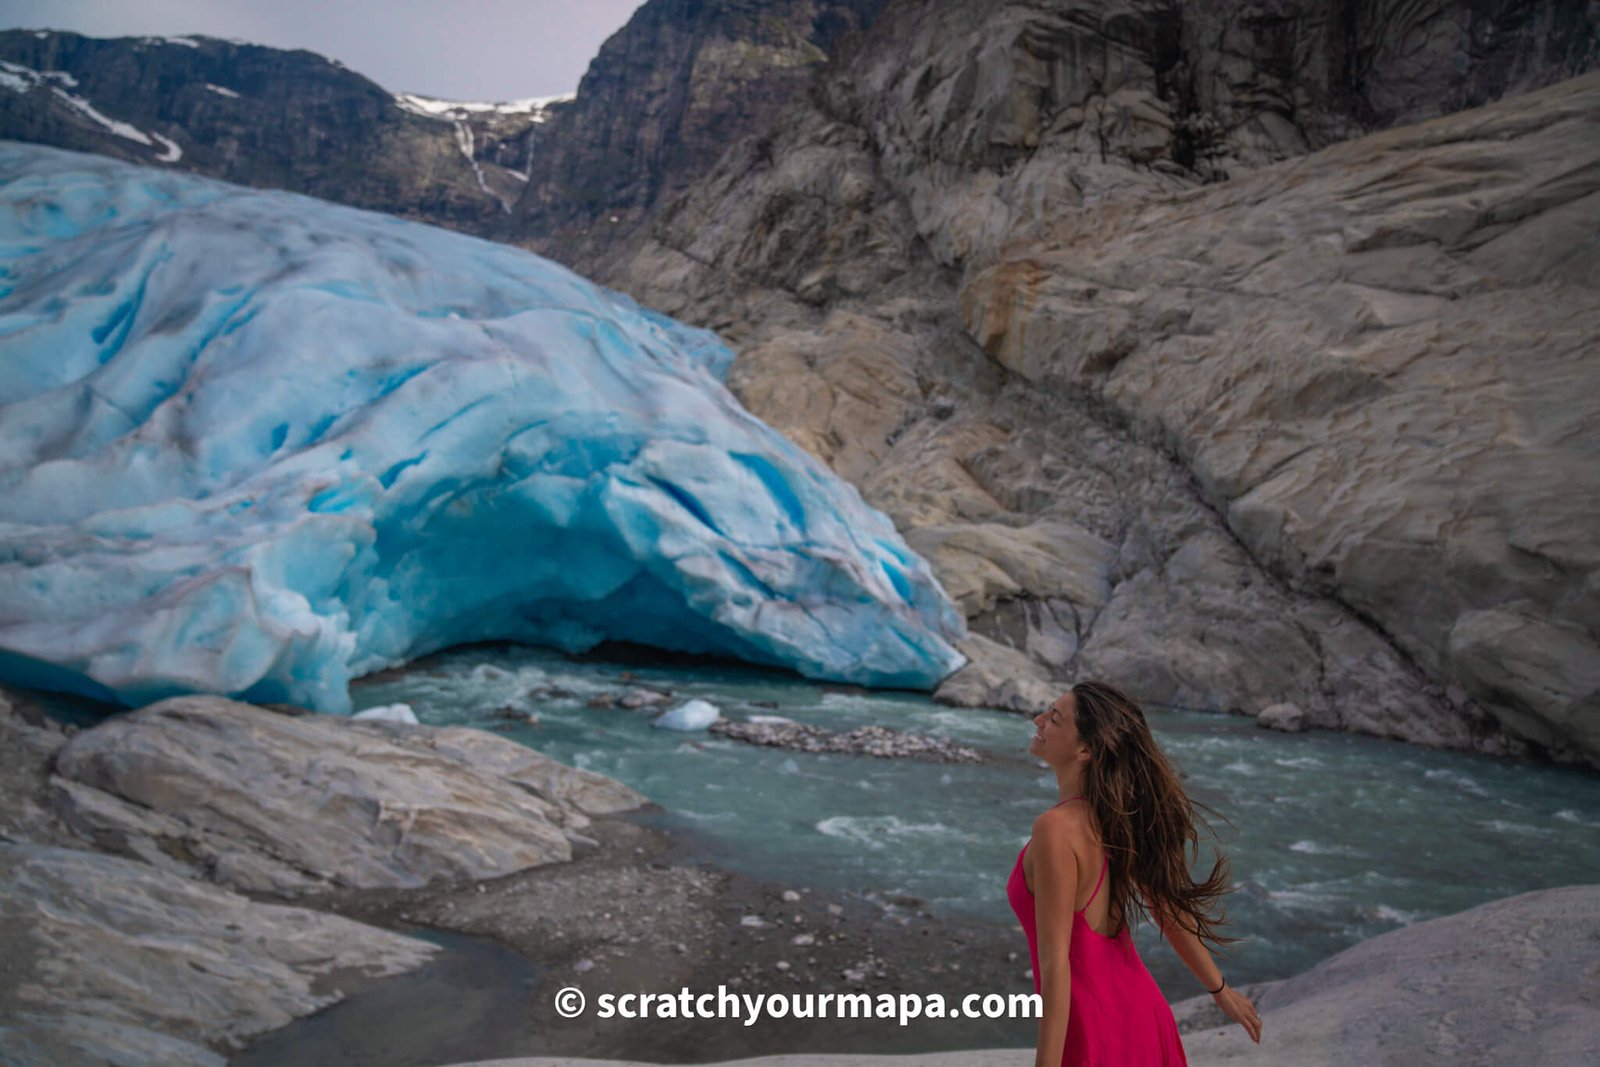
left=651, top=699, right=721, bottom=731
left=0, top=143, right=967, bottom=713
left=353, top=703, right=419, bottom=724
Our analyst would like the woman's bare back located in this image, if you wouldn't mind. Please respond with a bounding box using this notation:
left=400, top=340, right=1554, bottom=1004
left=1022, top=804, right=1127, bottom=938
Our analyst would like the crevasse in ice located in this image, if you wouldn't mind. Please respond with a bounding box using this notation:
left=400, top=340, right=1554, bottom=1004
left=0, top=143, right=967, bottom=713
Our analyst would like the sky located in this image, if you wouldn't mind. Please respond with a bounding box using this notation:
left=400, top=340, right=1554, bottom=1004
left=0, top=0, right=644, bottom=101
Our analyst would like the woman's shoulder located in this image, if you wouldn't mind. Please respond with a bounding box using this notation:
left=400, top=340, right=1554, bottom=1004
left=1030, top=803, right=1095, bottom=845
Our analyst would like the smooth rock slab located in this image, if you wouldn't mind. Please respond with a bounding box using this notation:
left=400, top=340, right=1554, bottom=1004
left=960, top=72, right=1600, bottom=765
left=1173, top=883, right=1600, bottom=1065
left=0, top=842, right=437, bottom=1067
left=51, top=695, right=648, bottom=894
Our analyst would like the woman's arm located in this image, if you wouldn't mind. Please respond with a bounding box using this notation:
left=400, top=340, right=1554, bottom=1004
left=1031, top=812, right=1078, bottom=1067
left=1154, top=907, right=1223, bottom=993
left=1157, top=906, right=1263, bottom=1044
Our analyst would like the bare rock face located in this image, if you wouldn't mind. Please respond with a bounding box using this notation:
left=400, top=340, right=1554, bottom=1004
left=598, top=2, right=1598, bottom=764
left=962, top=73, right=1600, bottom=765
left=0, top=842, right=438, bottom=1067
left=1171, top=884, right=1600, bottom=1065
left=932, top=632, right=1062, bottom=713
left=512, top=0, right=887, bottom=269
left=836, top=0, right=1599, bottom=273
left=51, top=695, right=649, bottom=894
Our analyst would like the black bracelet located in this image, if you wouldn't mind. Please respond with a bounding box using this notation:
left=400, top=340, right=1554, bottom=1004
left=1207, top=976, right=1226, bottom=995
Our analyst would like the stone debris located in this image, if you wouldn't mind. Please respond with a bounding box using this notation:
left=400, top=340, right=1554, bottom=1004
left=709, top=718, right=983, bottom=763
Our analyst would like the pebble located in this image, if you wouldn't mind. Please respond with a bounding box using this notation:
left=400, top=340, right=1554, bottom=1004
left=782, top=889, right=801, bottom=902
left=574, top=958, right=595, bottom=973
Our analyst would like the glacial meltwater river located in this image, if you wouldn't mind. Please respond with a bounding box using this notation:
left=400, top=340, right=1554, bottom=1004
left=354, top=643, right=1600, bottom=991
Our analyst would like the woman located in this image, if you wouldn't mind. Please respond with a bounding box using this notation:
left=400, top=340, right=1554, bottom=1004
left=1006, top=681, right=1263, bottom=1065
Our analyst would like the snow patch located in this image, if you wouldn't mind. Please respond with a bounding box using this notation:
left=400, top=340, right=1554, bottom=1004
left=395, top=91, right=573, bottom=120
left=0, top=59, right=80, bottom=93
left=49, top=87, right=153, bottom=146
left=2, top=61, right=151, bottom=146
left=150, top=132, right=183, bottom=163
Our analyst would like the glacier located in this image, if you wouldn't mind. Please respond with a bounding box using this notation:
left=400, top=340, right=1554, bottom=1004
left=0, top=142, right=967, bottom=714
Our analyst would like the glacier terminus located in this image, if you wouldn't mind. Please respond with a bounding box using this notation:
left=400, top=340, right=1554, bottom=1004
left=0, top=142, right=967, bottom=713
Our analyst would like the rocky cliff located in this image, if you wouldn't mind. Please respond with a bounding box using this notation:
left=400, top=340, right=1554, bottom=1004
left=510, top=0, right=887, bottom=267
left=0, top=30, right=537, bottom=233
left=597, top=0, right=1600, bottom=766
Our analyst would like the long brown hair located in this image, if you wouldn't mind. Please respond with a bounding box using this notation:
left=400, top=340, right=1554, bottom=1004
left=1070, top=680, right=1244, bottom=952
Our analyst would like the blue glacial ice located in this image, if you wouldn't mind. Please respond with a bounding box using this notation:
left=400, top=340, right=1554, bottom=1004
left=0, top=142, right=967, bottom=713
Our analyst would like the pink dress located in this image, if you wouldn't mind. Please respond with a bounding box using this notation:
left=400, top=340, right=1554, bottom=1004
left=1006, top=818, right=1189, bottom=1065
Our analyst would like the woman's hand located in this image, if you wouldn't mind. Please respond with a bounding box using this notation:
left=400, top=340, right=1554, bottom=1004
left=1213, top=984, right=1261, bottom=1043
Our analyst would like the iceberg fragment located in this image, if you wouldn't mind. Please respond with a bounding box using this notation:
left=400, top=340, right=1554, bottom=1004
left=353, top=703, right=419, bottom=724
left=650, top=699, right=722, bottom=731
left=0, top=143, right=967, bottom=713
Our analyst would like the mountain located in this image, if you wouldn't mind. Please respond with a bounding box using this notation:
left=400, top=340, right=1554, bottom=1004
left=0, top=30, right=552, bottom=233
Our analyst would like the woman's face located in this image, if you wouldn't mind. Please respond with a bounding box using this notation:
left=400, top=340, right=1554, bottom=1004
left=1030, top=692, right=1085, bottom=767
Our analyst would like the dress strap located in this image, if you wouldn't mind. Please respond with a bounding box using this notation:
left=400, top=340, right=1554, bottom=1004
left=1083, top=854, right=1109, bottom=910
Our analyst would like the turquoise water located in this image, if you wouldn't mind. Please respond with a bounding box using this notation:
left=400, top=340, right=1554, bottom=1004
left=353, top=644, right=1600, bottom=990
